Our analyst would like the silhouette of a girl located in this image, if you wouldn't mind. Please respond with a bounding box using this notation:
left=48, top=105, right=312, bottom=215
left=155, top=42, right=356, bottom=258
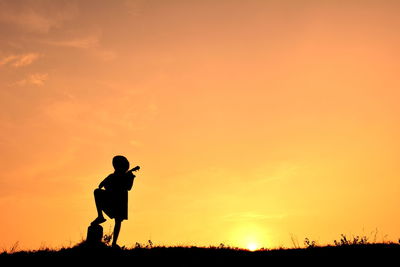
left=91, top=155, right=140, bottom=247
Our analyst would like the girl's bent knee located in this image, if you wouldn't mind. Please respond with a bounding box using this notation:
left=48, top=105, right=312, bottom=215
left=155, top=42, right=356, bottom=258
left=94, top=188, right=102, bottom=195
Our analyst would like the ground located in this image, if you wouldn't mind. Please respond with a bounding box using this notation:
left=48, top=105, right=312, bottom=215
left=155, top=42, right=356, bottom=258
left=1, top=242, right=399, bottom=265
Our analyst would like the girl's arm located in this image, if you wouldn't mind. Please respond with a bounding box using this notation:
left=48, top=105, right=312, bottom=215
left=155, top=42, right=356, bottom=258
left=126, top=165, right=140, bottom=190
left=126, top=172, right=135, bottom=191
left=98, top=176, right=110, bottom=189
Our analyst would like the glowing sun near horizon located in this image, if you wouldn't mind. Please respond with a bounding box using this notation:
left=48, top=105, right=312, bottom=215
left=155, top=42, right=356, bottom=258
left=247, top=243, right=259, bottom=251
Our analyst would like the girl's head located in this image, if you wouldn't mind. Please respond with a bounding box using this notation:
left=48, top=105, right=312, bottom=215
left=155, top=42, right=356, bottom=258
left=112, top=155, right=130, bottom=173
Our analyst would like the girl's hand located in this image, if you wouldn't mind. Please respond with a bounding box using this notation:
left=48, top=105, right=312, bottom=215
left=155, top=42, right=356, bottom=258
left=129, top=166, right=140, bottom=172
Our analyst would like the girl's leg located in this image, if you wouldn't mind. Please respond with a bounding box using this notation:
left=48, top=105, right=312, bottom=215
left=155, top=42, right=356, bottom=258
left=112, top=219, right=122, bottom=247
left=92, top=189, right=106, bottom=224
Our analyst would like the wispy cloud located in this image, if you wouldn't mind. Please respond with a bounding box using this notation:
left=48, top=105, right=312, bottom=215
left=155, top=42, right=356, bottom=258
left=0, top=55, right=17, bottom=66
left=93, top=49, right=117, bottom=61
left=124, top=0, right=146, bottom=16
left=14, top=73, right=49, bottom=86
left=0, top=53, right=41, bottom=67
left=13, top=53, right=40, bottom=67
left=0, top=8, right=53, bottom=33
left=0, top=1, right=77, bottom=33
left=29, top=73, right=48, bottom=86
left=43, top=35, right=99, bottom=49
left=42, top=33, right=118, bottom=61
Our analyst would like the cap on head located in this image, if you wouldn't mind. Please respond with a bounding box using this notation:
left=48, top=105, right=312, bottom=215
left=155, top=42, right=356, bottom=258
left=112, top=155, right=130, bottom=172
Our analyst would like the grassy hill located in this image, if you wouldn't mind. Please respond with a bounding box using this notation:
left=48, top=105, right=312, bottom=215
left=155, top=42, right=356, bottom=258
left=1, top=241, right=399, bottom=265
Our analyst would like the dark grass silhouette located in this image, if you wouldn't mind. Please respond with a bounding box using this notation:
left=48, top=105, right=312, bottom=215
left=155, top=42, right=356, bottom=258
left=2, top=237, right=400, bottom=265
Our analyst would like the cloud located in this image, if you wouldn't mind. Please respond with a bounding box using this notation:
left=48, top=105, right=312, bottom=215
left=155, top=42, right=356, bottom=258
left=42, top=33, right=118, bottom=61
left=0, top=8, right=53, bottom=33
left=93, top=49, right=117, bottom=61
left=0, top=0, right=77, bottom=33
left=0, top=55, right=18, bottom=66
left=29, top=73, right=48, bottom=86
left=15, top=73, right=49, bottom=86
left=43, top=35, right=99, bottom=49
left=124, top=0, right=147, bottom=16
left=0, top=53, right=41, bottom=67
left=12, top=53, right=41, bottom=67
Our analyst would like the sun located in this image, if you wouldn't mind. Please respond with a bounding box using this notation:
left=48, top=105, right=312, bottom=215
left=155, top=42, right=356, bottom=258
left=247, top=242, right=259, bottom=251
left=230, top=222, right=268, bottom=251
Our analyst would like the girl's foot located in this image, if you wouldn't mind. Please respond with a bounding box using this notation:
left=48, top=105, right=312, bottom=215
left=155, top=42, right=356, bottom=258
left=112, top=243, right=121, bottom=249
left=91, top=216, right=106, bottom=225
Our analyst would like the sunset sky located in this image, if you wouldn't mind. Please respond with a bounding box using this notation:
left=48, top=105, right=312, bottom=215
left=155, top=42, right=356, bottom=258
left=1, top=0, right=400, bottom=251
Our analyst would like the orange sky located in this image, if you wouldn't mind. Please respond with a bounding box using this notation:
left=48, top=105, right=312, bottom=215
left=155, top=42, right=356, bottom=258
left=1, top=0, right=400, bottom=250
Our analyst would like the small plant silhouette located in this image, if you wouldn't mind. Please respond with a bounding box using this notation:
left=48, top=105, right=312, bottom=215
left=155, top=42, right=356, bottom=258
left=290, top=233, right=300, bottom=249
left=9, top=242, right=19, bottom=253
left=304, top=238, right=316, bottom=248
left=103, top=226, right=113, bottom=245
left=333, top=234, right=369, bottom=246
left=103, top=234, right=113, bottom=245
